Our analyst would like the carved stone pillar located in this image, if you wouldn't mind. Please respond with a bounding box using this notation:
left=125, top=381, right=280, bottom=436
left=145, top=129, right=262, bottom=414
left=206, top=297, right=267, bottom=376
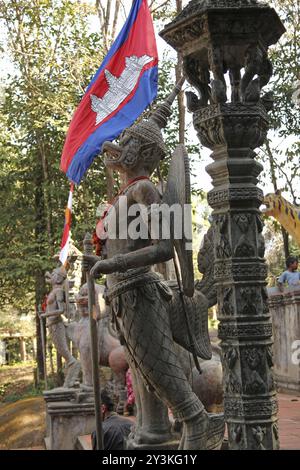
left=161, top=0, right=285, bottom=450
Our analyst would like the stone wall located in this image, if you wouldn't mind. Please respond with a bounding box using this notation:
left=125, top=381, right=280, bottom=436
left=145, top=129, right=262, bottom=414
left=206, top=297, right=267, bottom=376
left=268, top=288, right=300, bottom=393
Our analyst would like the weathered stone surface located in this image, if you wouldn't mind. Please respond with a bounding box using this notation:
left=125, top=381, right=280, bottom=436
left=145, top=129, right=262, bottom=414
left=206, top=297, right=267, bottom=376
left=269, top=288, right=300, bottom=393
left=46, top=400, right=96, bottom=450
left=42, top=267, right=81, bottom=389
left=71, top=282, right=128, bottom=411
left=161, top=1, right=284, bottom=54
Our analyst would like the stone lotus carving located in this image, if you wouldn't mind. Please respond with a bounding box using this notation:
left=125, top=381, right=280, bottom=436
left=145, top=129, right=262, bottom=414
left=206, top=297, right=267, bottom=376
left=193, top=103, right=269, bottom=150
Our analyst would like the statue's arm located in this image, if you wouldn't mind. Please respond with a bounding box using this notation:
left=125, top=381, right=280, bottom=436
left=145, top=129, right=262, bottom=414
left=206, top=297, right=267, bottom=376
left=92, top=238, right=173, bottom=275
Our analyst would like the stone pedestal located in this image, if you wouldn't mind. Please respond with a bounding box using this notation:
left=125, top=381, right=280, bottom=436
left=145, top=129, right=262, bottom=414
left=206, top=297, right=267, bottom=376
left=125, top=438, right=179, bottom=451
left=269, top=288, right=300, bottom=393
left=44, top=388, right=77, bottom=441
left=44, top=388, right=96, bottom=450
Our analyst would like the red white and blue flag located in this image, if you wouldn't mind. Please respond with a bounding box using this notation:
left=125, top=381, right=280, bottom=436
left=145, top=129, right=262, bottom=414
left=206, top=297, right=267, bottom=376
left=60, top=0, right=158, bottom=184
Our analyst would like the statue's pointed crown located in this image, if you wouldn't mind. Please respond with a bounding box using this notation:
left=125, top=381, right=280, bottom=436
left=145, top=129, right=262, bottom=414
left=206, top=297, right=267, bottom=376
left=150, top=77, right=185, bottom=130
left=125, top=77, right=185, bottom=157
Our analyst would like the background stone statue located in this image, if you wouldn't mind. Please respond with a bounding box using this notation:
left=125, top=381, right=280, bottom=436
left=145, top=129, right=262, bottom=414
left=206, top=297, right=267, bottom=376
left=42, top=267, right=81, bottom=389
left=68, top=283, right=128, bottom=411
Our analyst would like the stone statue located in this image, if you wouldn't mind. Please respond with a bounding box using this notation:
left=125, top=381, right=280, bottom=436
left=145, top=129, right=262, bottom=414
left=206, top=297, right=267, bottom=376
left=42, top=267, right=81, bottom=389
left=70, top=283, right=128, bottom=411
left=84, top=82, right=224, bottom=450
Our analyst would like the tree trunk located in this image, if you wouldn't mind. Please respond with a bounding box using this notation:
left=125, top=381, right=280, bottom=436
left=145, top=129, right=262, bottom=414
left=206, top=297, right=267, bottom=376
left=35, top=289, right=46, bottom=380
left=282, top=229, right=290, bottom=260
left=265, top=139, right=290, bottom=260
left=34, top=159, right=48, bottom=380
left=39, top=141, right=53, bottom=252
left=32, top=337, right=37, bottom=360
left=112, top=0, right=121, bottom=39
left=20, top=337, right=26, bottom=362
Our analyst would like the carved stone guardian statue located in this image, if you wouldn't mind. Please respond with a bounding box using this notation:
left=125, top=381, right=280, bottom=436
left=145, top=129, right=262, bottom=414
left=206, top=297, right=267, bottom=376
left=42, top=267, right=81, bottom=389
left=84, top=83, right=224, bottom=450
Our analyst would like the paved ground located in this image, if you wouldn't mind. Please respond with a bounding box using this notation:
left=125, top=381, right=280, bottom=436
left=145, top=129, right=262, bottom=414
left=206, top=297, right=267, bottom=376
left=278, top=392, right=300, bottom=450
left=76, top=393, right=300, bottom=451
left=5, top=393, right=300, bottom=450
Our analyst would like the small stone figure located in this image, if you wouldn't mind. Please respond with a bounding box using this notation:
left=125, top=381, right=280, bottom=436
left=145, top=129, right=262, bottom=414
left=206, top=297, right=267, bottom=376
left=43, top=267, right=81, bottom=389
left=71, top=283, right=94, bottom=390
left=72, top=283, right=128, bottom=409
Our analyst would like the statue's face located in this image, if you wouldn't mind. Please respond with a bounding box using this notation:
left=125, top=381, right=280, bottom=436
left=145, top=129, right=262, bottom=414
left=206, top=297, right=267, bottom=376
left=102, top=134, right=140, bottom=173
left=45, top=269, right=65, bottom=286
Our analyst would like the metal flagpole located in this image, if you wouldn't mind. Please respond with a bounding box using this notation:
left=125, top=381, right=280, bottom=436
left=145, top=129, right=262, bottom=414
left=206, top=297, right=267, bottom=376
left=83, top=233, right=103, bottom=450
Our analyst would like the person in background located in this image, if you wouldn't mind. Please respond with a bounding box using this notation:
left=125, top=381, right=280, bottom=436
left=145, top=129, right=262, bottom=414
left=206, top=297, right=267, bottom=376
left=92, top=389, right=133, bottom=450
left=278, top=256, right=300, bottom=291
left=124, top=368, right=135, bottom=416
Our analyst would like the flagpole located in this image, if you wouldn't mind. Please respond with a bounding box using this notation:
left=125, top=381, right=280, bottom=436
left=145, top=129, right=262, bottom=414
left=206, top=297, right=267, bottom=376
left=59, top=182, right=74, bottom=267
left=83, top=233, right=103, bottom=450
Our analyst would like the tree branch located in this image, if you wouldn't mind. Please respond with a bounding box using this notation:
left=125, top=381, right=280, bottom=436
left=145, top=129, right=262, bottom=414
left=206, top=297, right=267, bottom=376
left=112, top=0, right=121, bottom=40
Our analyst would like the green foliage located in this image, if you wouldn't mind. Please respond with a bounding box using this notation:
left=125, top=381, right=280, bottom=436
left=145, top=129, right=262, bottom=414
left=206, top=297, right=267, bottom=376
left=1, top=381, right=42, bottom=403
left=0, top=0, right=108, bottom=312
left=0, top=308, right=35, bottom=336
left=269, top=0, right=300, bottom=137
left=0, top=0, right=209, bottom=322
left=208, top=315, right=218, bottom=331
left=259, top=0, right=300, bottom=205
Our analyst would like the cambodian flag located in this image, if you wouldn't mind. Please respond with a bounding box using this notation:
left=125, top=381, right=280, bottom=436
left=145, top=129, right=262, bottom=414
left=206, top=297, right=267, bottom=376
left=60, top=0, right=158, bottom=184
